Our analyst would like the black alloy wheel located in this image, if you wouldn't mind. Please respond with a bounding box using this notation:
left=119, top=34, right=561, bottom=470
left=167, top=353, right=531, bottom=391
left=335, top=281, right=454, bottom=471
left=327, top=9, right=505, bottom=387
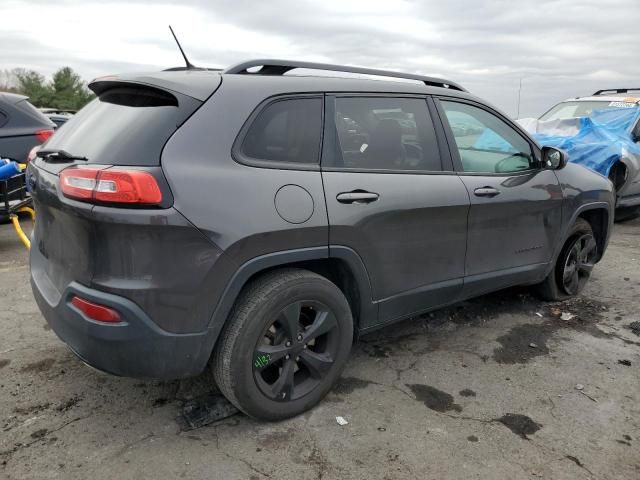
left=560, top=233, right=598, bottom=296
left=253, top=300, right=340, bottom=402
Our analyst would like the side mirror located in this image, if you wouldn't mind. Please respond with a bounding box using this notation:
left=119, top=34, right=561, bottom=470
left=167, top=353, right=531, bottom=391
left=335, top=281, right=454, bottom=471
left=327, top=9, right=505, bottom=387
left=542, top=146, right=568, bottom=170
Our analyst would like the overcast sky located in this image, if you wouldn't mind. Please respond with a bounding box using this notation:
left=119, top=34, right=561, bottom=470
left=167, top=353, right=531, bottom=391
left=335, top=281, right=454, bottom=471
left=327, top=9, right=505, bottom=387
left=3, top=0, right=639, bottom=117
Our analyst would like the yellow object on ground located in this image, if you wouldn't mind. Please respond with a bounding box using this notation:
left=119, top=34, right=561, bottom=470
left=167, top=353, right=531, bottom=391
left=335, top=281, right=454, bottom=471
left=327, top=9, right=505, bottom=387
left=10, top=207, right=34, bottom=250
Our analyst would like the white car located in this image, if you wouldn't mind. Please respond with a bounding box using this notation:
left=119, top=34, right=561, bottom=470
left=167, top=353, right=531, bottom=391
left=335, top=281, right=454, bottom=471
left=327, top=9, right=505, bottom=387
left=521, top=89, right=640, bottom=220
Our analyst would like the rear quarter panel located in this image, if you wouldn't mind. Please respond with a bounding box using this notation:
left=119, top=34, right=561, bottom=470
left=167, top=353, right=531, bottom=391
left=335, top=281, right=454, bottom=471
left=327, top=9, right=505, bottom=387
left=161, top=77, right=330, bottom=331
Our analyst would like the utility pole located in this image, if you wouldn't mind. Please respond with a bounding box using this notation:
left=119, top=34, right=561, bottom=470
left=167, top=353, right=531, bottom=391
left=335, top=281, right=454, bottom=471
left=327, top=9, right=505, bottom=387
left=516, top=77, right=523, bottom=118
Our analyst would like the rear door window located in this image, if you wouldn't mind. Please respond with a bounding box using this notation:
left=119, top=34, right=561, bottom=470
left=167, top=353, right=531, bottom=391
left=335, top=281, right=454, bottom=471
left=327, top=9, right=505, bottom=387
left=329, top=97, right=442, bottom=171
left=240, top=97, right=323, bottom=165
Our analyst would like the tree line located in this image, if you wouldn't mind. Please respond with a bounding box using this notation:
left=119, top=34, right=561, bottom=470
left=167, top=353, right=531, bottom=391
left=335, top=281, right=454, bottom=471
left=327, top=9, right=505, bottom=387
left=0, top=67, right=94, bottom=111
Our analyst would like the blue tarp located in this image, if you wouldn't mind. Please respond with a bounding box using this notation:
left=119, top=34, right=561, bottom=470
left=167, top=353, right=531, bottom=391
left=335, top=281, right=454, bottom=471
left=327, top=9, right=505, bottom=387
left=530, top=107, right=640, bottom=176
left=476, top=107, right=640, bottom=177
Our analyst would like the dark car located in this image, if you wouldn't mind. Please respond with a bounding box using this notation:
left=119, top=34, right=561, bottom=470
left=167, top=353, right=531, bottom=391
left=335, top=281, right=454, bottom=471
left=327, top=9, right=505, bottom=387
left=28, top=60, right=614, bottom=420
left=39, top=108, right=75, bottom=128
left=0, top=93, right=55, bottom=162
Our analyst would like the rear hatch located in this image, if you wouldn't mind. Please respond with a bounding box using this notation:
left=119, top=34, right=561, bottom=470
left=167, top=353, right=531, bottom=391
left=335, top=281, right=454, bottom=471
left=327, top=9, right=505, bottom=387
left=29, top=71, right=221, bottom=303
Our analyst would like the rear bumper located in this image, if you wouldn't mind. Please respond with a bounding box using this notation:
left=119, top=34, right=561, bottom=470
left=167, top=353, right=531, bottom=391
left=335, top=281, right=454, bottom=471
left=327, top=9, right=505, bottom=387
left=31, top=270, right=215, bottom=379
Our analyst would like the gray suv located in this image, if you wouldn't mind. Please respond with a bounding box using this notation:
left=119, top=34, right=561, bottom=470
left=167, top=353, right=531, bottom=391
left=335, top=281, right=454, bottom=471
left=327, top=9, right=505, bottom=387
left=28, top=60, right=614, bottom=420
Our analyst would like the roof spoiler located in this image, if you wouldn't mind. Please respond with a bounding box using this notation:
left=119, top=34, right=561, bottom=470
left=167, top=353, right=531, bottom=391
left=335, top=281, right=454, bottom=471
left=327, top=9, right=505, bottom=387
left=223, top=59, right=467, bottom=92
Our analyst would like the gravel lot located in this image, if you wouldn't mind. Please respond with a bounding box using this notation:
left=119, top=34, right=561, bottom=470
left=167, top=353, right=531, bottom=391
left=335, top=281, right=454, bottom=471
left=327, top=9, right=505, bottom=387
left=1, top=217, right=639, bottom=480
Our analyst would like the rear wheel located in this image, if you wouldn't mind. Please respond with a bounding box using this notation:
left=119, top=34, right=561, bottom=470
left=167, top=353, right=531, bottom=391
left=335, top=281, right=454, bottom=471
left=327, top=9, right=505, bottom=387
left=536, top=218, right=598, bottom=301
left=213, top=268, right=353, bottom=420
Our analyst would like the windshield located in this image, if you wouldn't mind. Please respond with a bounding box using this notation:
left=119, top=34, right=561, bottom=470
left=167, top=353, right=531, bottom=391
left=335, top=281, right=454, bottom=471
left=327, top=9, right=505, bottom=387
left=540, top=100, right=638, bottom=121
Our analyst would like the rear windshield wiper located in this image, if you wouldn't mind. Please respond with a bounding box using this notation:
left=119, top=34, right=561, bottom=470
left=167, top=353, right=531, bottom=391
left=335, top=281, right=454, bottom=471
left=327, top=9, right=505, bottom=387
left=37, top=149, right=89, bottom=163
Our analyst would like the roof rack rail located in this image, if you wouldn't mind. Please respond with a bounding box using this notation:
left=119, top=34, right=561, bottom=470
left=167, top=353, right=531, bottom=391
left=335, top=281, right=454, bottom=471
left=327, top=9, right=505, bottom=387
left=592, top=88, right=640, bottom=96
left=223, top=59, right=467, bottom=92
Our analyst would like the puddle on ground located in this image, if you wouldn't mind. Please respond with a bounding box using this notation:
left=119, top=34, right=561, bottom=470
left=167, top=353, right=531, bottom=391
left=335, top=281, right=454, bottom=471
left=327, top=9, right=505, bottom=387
left=358, top=289, right=614, bottom=365
left=406, top=384, right=462, bottom=413
left=495, top=413, right=541, bottom=439
left=493, top=296, right=613, bottom=364
left=493, top=323, right=553, bottom=364
left=459, top=388, right=476, bottom=397
left=332, top=376, right=374, bottom=395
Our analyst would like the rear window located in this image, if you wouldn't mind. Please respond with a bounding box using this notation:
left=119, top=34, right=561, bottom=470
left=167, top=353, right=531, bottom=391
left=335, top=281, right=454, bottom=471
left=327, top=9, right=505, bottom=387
left=240, top=97, right=323, bottom=165
left=41, top=85, right=201, bottom=166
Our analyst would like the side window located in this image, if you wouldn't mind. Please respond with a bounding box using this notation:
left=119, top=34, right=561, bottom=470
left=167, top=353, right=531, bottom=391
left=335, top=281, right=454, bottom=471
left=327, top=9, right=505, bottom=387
left=440, top=101, right=534, bottom=173
left=332, top=97, right=442, bottom=171
left=241, top=97, right=322, bottom=164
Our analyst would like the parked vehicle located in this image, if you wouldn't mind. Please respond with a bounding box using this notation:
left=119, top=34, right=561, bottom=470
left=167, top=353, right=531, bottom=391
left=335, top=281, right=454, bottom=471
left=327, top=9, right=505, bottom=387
left=521, top=89, right=640, bottom=220
left=0, top=93, right=55, bottom=162
left=28, top=60, right=614, bottom=420
left=39, top=108, right=75, bottom=128
left=0, top=93, right=54, bottom=211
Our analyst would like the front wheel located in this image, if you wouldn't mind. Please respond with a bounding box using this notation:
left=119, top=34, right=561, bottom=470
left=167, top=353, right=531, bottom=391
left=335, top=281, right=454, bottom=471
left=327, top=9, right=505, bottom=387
left=213, top=268, right=353, bottom=420
left=536, top=218, right=598, bottom=301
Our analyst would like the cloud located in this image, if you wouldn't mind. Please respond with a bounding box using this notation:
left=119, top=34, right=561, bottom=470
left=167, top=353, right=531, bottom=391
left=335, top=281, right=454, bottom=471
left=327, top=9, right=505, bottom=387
left=2, top=0, right=639, bottom=117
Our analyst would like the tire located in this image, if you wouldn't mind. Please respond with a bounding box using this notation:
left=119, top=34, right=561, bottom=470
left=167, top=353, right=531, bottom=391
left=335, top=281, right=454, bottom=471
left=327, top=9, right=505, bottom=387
left=536, top=218, right=598, bottom=301
left=213, top=268, right=353, bottom=421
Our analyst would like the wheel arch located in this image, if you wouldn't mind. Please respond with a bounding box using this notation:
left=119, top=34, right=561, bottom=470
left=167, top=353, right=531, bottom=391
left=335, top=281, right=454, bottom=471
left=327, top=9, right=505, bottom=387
left=570, top=203, right=611, bottom=262
left=608, top=160, right=628, bottom=192
left=206, top=246, right=376, bottom=350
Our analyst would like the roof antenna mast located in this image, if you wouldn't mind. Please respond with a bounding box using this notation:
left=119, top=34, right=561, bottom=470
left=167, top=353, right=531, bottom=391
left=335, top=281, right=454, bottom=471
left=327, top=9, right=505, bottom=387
left=169, top=25, right=197, bottom=70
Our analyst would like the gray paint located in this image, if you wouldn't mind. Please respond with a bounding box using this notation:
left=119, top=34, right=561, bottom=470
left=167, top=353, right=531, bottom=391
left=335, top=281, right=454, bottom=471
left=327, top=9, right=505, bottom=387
left=28, top=68, right=616, bottom=379
left=274, top=184, right=315, bottom=224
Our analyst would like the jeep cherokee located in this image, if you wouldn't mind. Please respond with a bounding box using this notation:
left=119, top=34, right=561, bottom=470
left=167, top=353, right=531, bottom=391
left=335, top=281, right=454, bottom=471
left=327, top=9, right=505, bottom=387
left=28, top=60, right=615, bottom=420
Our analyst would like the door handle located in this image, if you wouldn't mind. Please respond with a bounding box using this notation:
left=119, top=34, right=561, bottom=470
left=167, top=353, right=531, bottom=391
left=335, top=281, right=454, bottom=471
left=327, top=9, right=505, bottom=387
left=336, top=191, right=380, bottom=204
left=473, top=187, right=500, bottom=197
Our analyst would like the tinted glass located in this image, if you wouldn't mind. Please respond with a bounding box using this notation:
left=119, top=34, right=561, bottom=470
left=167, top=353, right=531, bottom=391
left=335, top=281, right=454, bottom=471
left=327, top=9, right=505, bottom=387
left=42, top=86, right=200, bottom=166
left=0, top=111, right=7, bottom=128
left=242, top=98, right=322, bottom=164
left=441, top=101, right=534, bottom=174
left=332, top=97, right=441, bottom=171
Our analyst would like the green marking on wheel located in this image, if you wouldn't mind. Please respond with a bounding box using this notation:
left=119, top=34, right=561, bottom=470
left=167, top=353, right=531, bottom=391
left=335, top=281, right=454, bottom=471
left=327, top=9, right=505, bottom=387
left=254, top=354, right=270, bottom=369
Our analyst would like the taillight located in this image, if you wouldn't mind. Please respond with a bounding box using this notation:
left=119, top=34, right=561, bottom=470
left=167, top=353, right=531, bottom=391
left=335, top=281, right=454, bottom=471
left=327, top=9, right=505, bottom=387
left=59, top=167, right=162, bottom=205
left=71, top=296, right=122, bottom=323
left=35, top=129, right=54, bottom=143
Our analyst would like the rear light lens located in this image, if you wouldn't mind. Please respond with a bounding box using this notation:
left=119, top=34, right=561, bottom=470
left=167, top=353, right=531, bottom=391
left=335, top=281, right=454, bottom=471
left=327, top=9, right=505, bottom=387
left=71, top=296, right=122, bottom=323
left=35, top=129, right=54, bottom=143
left=60, top=167, right=162, bottom=205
